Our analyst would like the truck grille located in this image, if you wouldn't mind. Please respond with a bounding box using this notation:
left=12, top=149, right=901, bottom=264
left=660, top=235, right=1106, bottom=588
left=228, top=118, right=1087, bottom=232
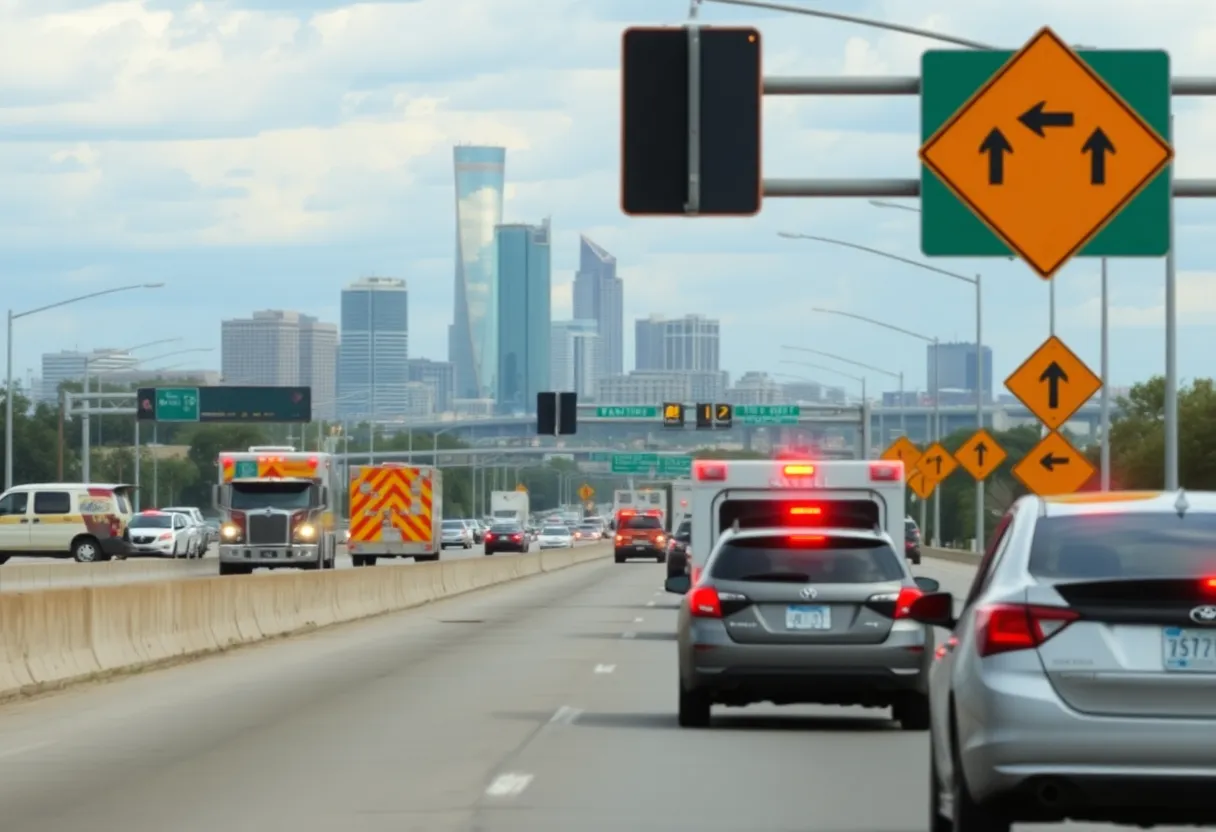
left=247, top=513, right=289, bottom=545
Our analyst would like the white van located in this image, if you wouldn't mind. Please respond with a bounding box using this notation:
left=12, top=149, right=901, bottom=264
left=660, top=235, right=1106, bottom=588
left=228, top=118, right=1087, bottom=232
left=0, top=482, right=137, bottom=563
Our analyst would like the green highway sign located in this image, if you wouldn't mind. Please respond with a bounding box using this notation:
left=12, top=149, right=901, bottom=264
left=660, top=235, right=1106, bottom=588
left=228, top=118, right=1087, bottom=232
left=735, top=404, right=801, bottom=425
left=596, top=406, right=659, bottom=419
left=588, top=452, right=610, bottom=462
left=610, top=453, right=691, bottom=476
left=921, top=48, right=1170, bottom=259
left=153, top=387, right=200, bottom=422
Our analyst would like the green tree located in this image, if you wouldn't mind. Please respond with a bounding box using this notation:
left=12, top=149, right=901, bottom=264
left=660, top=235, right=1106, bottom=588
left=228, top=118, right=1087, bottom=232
left=1102, top=376, right=1216, bottom=490
left=0, top=387, right=75, bottom=484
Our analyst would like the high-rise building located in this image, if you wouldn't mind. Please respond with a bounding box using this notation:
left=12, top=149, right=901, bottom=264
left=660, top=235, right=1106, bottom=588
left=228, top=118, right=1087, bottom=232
left=495, top=219, right=551, bottom=413
left=406, top=358, right=456, bottom=414
left=339, top=277, right=409, bottom=420
left=634, top=315, right=666, bottom=371
left=40, top=349, right=139, bottom=402
left=221, top=310, right=339, bottom=417
left=449, top=145, right=506, bottom=400
left=551, top=319, right=600, bottom=400
left=663, top=314, right=720, bottom=372
left=572, top=236, right=623, bottom=378
left=926, top=341, right=993, bottom=402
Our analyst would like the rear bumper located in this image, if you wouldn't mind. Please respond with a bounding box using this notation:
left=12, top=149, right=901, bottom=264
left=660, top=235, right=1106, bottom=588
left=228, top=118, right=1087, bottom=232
left=988, top=773, right=1216, bottom=826
left=219, top=543, right=320, bottom=565
left=485, top=543, right=526, bottom=553
left=349, top=541, right=433, bottom=556
left=616, top=543, right=662, bottom=557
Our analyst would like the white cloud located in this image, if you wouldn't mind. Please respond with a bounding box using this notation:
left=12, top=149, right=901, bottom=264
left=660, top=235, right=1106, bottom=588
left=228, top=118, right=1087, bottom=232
left=1071, top=270, right=1216, bottom=327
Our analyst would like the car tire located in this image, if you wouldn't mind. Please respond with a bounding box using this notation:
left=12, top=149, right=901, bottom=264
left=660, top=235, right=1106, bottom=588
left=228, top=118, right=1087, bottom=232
left=678, top=682, right=711, bottom=728
left=895, top=693, right=931, bottom=731
left=929, top=748, right=951, bottom=832
left=71, top=535, right=104, bottom=563
left=950, top=716, right=1011, bottom=832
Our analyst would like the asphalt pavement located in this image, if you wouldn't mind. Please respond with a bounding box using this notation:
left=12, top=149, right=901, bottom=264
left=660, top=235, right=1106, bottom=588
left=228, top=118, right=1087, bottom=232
left=0, top=555, right=1202, bottom=831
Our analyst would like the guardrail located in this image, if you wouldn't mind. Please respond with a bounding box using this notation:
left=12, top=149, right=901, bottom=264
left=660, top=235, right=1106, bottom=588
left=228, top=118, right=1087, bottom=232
left=0, top=544, right=610, bottom=701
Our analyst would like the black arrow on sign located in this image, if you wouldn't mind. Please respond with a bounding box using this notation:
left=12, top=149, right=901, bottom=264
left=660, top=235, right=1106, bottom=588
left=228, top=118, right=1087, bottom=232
left=974, top=441, right=988, bottom=468
left=1018, top=101, right=1075, bottom=137
left=1040, top=452, right=1071, bottom=472
left=1082, top=128, right=1116, bottom=185
left=929, top=454, right=943, bottom=476
left=979, top=128, right=1013, bottom=185
left=1039, top=361, right=1068, bottom=409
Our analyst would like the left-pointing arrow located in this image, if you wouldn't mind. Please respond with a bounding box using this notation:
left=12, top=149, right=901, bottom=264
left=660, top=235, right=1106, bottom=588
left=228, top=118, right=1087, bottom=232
left=1018, top=101, right=1076, bottom=137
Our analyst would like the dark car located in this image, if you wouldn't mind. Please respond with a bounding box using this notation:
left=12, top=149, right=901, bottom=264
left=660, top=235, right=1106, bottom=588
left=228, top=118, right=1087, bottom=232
left=483, top=523, right=529, bottom=555
left=666, top=518, right=692, bottom=579
left=904, top=517, right=922, bottom=564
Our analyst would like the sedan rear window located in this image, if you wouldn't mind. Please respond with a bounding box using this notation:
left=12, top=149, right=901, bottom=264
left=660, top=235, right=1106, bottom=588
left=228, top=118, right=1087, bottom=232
left=1028, top=513, right=1216, bottom=580
left=489, top=525, right=519, bottom=534
left=709, top=536, right=905, bottom=583
left=542, top=526, right=568, bottom=535
left=442, top=520, right=464, bottom=529
left=130, top=514, right=173, bottom=529
left=623, top=515, right=662, bottom=530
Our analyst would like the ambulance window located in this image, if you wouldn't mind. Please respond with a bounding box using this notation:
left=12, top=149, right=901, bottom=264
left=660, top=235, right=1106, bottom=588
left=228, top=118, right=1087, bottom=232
left=33, top=491, right=71, bottom=515
left=719, top=500, right=880, bottom=532
left=0, top=492, right=27, bottom=516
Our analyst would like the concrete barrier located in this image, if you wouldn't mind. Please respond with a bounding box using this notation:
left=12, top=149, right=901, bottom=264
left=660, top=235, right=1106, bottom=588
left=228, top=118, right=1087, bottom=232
left=0, top=544, right=609, bottom=701
left=923, top=546, right=980, bottom=565
left=0, top=559, right=216, bottom=593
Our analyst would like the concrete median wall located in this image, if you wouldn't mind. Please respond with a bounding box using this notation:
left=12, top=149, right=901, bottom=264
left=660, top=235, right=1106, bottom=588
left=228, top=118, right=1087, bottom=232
left=0, top=545, right=609, bottom=701
left=923, top=546, right=980, bottom=565
left=0, top=559, right=216, bottom=593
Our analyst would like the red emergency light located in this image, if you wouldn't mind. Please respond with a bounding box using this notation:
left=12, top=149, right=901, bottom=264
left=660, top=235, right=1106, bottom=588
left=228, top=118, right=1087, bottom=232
left=694, top=460, right=727, bottom=481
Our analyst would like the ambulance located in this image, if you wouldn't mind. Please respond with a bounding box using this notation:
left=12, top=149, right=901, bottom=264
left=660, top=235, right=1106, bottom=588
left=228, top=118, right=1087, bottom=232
left=347, top=463, right=442, bottom=566
left=685, top=457, right=905, bottom=586
left=213, top=446, right=340, bottom=576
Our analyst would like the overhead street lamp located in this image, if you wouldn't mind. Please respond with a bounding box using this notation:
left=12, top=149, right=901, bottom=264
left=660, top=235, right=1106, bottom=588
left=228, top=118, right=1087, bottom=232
left=6, top=282, right=165, bottom=490
left=82, top=337, right=183, bottom=453
left=811, top=306, right=948, bottom=546
left=780, top=231, right=985, bottom=547
left=782, top=345, right=906, bottom=441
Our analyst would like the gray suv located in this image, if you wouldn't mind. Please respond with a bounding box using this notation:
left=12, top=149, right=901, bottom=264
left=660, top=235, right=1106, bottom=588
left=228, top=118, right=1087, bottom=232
left=666, top=525, right=938, bottom=729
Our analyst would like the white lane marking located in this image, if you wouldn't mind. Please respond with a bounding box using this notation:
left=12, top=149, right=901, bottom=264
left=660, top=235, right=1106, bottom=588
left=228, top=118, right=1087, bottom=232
left=633, top=617, right=644, bottom=622
left=485, top=773, right=534, bottom=797
left=621, top=631, right=637, bottom=639
left=549, top=705, right=583, bottom=725
left=0, top=740, right=56, bottom=759
left=646, top=600, right=656, bottom=607
left=594, top=664, right=616, bottom=674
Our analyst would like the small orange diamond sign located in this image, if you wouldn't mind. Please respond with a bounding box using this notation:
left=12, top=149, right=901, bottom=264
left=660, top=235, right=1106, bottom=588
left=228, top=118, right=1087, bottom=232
left=1005, top=335, right=1102, bottom=430
left=1013, top=431, right=1095, bottom=496
left=919, top=27, right=1173, bottom=279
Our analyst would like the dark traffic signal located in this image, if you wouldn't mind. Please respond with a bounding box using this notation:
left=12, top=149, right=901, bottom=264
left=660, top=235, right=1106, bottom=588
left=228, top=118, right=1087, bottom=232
left=537, top=392, right=578, bottom=435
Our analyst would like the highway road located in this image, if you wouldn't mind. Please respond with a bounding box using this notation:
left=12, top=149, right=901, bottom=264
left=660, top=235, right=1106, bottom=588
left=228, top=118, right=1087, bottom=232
left=0, top=556, right=1197, bottom=831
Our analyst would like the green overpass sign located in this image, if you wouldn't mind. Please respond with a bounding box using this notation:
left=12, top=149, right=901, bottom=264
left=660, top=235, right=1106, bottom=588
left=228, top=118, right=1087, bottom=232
left=610, top=454, right=691, bottom=476
left=152, top=388, right=199, bottom=422
left=596, top=406, right=659, bottom=419
left=735, top=405, right=800, bottom=425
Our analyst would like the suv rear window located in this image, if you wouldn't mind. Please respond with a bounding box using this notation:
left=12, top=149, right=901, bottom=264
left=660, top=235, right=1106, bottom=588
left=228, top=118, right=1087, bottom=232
left=624, top=515, right=662, bottom=530
left=719, top=499, right=880, bottom=532
left=1028, top=513, right=1216, bottom=580
left=709, top=535, right=905, bottom=583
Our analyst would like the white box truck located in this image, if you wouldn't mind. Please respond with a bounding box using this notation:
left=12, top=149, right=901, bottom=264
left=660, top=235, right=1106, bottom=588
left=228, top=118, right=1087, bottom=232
left=490, top=491, right=529, bottom=527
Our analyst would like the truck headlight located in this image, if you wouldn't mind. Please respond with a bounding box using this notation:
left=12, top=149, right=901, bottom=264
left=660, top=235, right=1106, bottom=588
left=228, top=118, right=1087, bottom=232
left=294, top=523, right=317, bottom=541
left=220, top=523, right=242, bottom=541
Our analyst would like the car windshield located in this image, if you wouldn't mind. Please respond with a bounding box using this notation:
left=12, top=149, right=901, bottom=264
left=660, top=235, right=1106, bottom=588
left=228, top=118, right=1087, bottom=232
left=578, top=524, right=597, bottom=531
left=442, top=521, right=464, bottom=529
left=675, top=520, right=691, bottom=539
left=542, top=526, right=568, bottom=535
left=130, top=514, right=173, bottom=529
left=709, top=535, right=905, bottom=583
left=623, top=515, right=662, bottom=530
left=1028, top=512, right=1216, bottom=580
left=230, top=482, right=311, bottom=510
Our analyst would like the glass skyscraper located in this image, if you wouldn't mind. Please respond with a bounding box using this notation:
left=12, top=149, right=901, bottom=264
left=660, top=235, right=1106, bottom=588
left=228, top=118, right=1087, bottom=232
left=449, top=145, right=506, bottom=399
left=495, top=219, right=551, bottom=414
left=338, top=277, right=409, bottom=420
left=572, top=236, right=623, bottom=379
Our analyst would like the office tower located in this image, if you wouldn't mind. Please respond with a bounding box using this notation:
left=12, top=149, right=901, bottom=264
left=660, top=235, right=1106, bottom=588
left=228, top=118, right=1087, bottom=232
left=40, top=349, right=139, bottom=402
left=926, top=341, right=993, bottom=402
left=634, top=315, right=666, bottom=371
left=551, top=319, right=600, bottom=399
left=664, top=314, right=720, bottom=371
left=449, top=145, right=506, bottom=399
left=572, top=235, right=623, bottom=378
left=339, top=277, right=409, bottom=420
left=221, top=310, right=339, bottom=417
left=495, top=219, right=551, bottom=413
left=406, top=358, right=456, bottom=414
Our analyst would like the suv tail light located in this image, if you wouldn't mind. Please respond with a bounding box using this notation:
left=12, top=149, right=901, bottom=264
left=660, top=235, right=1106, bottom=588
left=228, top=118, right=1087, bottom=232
left=688, top=586, right=751, bottom=618
left=975, top=603, right=1079, bottom=657
left=694, top=460, right=727, bottom=481
left=865, top=586, right=923, bottom=619
left=869, top=462, right=900, bottom=481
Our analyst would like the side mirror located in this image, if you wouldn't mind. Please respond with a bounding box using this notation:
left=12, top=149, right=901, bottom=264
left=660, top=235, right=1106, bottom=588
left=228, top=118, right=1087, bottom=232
left=914, top=576, right=941, bottom=593
left=211, top=484, right=223, bottom=510
left=665, top=575, right=691, bottom=595
left=907, top=592, right=957, bottom=629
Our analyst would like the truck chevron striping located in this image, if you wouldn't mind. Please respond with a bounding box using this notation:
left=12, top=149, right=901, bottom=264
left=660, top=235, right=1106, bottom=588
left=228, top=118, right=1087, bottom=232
left=347, top=463, right=442, bottom=566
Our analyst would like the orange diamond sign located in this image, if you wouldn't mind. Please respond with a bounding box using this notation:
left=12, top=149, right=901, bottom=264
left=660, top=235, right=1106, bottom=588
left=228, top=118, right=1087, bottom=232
left=919, top=27, right=1173, bottom=279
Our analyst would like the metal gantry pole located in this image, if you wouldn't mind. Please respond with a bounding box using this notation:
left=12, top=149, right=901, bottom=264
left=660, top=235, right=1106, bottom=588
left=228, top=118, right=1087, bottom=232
left=932, top=338, right=941, bottom=547
left=4, top=310, right=12, bottom=490
left=898, top=372, right=905, bottom=438
left=1100, top=258, right=1112, bottom=491
left=1164, top=114, right=1179, bottom=490
left=974, top=275, right=985, bottom=551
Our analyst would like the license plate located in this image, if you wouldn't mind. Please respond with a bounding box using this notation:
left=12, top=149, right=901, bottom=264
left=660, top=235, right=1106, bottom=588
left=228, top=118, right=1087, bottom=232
left=786, top=605, right=831, bottom=630
left=260, top=550, right=277, bottom=559
left=1163, top=627, right=1216, bottom=671
left=635, top=544, right=646, bottom=550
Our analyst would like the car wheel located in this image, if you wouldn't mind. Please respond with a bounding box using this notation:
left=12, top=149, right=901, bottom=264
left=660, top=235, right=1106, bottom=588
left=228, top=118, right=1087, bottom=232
left=678, top=680, right=711, bottom=728
left=950, top=717, right=1011, bottom=832
left=895, top=692, right=931, bottom=731
left=71, top=536, right=103, bottom=563
left=929, top=747, right=951, bottom=832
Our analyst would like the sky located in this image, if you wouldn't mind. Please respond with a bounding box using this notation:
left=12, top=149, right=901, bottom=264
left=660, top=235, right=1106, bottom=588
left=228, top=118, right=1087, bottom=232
left=3, top=0, right=1216, bottom=398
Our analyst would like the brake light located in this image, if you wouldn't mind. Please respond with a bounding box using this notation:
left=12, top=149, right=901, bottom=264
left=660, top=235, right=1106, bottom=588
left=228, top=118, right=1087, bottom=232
left=308, top=457, right=318, bottom=467
left=511, top=533, right=522, bottom=541
left=694, top=460, right=727, bottom=481
left=783, top=464, right=815, bottom=476
left=484, top=533, right=495, bottom=541
left=789, top=506, right=822, bottom=517
left=869, top=462, right=900, bottom=481
left=788, top=534, right=826, bottom=544
left=655, top=535, right=665, bottom=545
left=893, top=586, right=923, bottom=618
left=975, top=603, right=1079, bottom=657
left=688, top=586, right=721, bottom=618
left=615, top=534, right=624, bottom=543
left=1202, top=577, right=1216, bottom=593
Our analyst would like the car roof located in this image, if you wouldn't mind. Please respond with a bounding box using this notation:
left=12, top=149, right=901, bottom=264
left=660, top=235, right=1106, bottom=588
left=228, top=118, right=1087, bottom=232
left=1031, top=490, right=1216, bottom=518
left=719, top=525, right=892, bottom=546
left=7, top=482, right=132, bottom=492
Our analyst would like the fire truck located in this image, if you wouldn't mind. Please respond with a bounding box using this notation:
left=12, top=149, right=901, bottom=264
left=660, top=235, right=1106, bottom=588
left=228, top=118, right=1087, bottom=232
left=213, top=446, right=339, bottom=576
left=347, top=463, right=442, bottom=566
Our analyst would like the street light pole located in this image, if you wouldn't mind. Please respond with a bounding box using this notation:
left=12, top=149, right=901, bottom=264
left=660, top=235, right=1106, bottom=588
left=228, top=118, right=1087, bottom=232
left=779, top=360, right=868, bottom=457
left=6, top=282, right=165, bottom=490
